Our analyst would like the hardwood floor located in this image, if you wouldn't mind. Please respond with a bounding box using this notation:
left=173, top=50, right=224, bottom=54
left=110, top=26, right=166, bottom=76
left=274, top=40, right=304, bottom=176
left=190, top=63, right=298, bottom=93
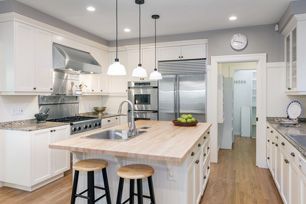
left=0, top=137, right=282, bottom=204
left=201, top=137, right=283, bottom=204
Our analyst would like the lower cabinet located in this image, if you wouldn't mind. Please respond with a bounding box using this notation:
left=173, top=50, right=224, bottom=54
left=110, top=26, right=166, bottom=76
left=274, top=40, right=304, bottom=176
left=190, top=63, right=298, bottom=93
left=186, top=130, right=210, bottom=204
left=0, top=125, right=70, bottom=191
left=290, top=162, right=301, bottom=204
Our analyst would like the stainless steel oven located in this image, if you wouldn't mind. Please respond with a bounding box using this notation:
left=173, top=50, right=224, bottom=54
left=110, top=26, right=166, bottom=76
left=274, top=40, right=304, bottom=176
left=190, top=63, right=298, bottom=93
left=128, top=81, right=158, bottom=120
left=128, top=81, right=158, bottom=111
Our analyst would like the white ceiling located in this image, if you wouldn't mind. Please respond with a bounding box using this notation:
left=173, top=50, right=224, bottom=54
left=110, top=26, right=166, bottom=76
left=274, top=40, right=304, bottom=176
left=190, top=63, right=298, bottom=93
left=17, top=0, right=293, bottom=41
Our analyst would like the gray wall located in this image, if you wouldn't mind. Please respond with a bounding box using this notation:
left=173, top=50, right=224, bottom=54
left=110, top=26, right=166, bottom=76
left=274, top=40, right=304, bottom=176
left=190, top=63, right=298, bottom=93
left=0, top=0, right=108, bottom=45
left=110, top=24, right=284, bottom=63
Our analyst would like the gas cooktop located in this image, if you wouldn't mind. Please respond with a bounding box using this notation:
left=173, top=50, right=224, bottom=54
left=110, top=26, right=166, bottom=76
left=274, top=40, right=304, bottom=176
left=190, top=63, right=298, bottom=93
left=48, top=116, right=101, bottom=134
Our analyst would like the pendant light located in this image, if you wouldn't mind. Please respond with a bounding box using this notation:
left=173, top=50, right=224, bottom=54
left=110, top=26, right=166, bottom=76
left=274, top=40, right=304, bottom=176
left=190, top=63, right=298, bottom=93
left=132, top=0, right=148, bottom=78
left=149, top=14, right=162, bottom=80
left=107, top=0, right=126, bottom=76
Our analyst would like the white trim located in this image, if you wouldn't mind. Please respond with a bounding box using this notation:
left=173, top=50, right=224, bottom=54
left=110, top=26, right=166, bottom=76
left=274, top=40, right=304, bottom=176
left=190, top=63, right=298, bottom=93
left=108, top=39, right=208, bottom=51
left=267, top=62, right=286, bottom=69
left=209, top=53, right=267, bottom=168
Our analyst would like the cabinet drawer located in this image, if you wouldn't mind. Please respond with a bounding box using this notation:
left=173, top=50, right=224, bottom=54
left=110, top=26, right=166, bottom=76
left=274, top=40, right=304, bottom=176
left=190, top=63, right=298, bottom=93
left=102, top=117, right=120, bottom=128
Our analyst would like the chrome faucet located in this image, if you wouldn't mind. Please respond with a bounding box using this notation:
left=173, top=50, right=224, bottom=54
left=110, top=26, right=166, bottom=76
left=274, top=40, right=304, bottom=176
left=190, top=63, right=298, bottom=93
left=118, top=100, right=138, bottom=137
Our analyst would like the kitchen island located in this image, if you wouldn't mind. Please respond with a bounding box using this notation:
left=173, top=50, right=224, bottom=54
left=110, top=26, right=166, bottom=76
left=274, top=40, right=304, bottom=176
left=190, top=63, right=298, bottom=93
left=50, top=120, right=211, bottom=204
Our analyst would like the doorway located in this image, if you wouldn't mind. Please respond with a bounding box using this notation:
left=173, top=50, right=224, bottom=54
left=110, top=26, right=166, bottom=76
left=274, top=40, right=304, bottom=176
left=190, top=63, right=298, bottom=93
left=208, top=54, right=267, bottom=168
left=218, top=62, right=257, bottom=151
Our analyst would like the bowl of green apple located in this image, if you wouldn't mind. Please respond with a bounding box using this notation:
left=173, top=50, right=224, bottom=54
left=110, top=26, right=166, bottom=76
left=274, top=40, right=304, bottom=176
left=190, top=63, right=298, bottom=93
left=173, top=114, right=198, bottom=127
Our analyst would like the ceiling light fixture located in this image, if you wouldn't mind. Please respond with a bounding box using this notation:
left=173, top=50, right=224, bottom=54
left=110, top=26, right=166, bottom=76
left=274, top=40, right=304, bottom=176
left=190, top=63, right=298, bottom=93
left=149, top=14, right=162, bottom=80
left=86, top=6, right=96, bottom=12
left=124, top=28, right=131, bottom=32
left=229, top=15, right=237, bottom=21
left=107, top=0, right=127, bottom=76
left=132, top=0, right=147, bottom=78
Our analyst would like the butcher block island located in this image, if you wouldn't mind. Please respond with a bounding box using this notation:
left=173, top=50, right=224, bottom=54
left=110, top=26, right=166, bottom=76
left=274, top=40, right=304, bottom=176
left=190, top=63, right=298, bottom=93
left=50, top=120, right=212, bottom=204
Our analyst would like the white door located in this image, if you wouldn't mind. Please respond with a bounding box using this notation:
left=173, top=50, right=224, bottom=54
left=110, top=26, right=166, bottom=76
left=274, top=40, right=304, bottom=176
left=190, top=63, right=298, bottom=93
left=276, top=143, right=282, bottom=189
left=31, top=130, right=51, bottom=185
left=34, top=28, right=53, bottom=93
left=194, top=152, right=201, bottom=203
left=181, top=44, right=206, bottom=60
left=50, top=127, right=70, bottom=175
left=186, top=159, right=195, bottom=204
left=15, top=22, right=35, bottom=92
left=157, top=46, right=181, bottom=61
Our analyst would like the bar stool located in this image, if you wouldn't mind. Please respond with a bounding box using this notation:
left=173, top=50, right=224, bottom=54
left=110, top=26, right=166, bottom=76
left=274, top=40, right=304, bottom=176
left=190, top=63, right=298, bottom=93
left=71, top=159, right=112, bottom=204
left=116, top=164, right=156, bottom=204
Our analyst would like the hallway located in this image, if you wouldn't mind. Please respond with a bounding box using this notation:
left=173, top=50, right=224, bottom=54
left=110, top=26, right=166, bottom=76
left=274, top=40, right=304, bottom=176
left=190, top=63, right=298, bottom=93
left=201, top=137, right=282, bottom=204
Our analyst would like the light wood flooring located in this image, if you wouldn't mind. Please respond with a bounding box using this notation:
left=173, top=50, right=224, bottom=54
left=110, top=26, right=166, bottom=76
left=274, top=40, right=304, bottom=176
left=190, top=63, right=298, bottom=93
left=0, top=137, right=282, bottom=204
left=201, top=137, right=283, bottom=204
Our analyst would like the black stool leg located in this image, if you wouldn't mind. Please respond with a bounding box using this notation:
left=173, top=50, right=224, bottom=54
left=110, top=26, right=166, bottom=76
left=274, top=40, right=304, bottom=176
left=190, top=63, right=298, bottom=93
left=137, top=179, right=143, bottom=204
left=87, top=171, right=95, bottom=204
left=102, top=169, right=112, bottom=204
left=129, top=179, right=135, bottom=204
left=116, top=178, right=124, bottom=204
left=71, top=170, right=79, bottom=204
left=148, top=176, right=156, bottom=204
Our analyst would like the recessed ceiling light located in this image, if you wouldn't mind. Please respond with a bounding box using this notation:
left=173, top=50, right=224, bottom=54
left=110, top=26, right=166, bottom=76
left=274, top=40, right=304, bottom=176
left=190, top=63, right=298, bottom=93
left=86, top=6, right=96, bottom=12
left=124, top=28, right=131, bottom=33
left=229, top=16, right=237, bottom=21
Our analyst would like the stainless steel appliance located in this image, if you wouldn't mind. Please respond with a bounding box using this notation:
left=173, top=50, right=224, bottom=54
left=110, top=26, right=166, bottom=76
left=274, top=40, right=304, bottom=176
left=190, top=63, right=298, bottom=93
left=39, top=96, right=101, bottom=134
left=52, top=71, right=82, bottom=96
left=158, top=59, right=207, bottom=122
left=128, top=81, right=158, bottom=120
left=53, top=43, right=101, bottom=74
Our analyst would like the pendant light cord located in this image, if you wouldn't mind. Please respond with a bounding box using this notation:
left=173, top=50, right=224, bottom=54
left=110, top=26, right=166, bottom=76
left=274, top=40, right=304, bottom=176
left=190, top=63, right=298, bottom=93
left=138, top=3, right=142, bottom=66
left=115, top=0, right=118, bottom=61
left=154, top=18, right=157, bottom=71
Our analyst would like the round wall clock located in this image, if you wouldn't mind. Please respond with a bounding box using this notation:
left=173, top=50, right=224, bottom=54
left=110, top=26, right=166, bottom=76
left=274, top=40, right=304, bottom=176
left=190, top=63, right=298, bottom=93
left=230, top=33, right=248, bottom=51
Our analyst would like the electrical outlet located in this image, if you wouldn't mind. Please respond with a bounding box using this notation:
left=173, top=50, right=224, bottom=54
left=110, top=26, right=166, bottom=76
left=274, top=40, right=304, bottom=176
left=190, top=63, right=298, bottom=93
left=12, top=107, right=24, bottom=116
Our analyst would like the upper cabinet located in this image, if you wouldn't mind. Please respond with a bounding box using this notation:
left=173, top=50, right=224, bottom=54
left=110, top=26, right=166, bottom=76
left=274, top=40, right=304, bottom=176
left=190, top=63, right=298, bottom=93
left=283, top=14, right=306, bottom=95
left=0, top=21, right=53, bottom=94
left=158, top=44, right=207, bottom=61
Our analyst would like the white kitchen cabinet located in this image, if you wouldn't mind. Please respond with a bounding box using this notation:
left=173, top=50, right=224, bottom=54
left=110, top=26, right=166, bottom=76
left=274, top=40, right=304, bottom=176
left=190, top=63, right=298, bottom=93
left=102, top=116, right=120, bottom=129
left=157, top=44, right=207, bottom=61
left=31, top=129, right=51, bottom=185
left=194, top=152, right=201, bottom=204
left=281, top=153, right=290, bottom=204
left=0, top=125, right=70, bottom=191
left=50, top=127, right=70, bottom=175
left=282, top=14, right=306, bottom=94
left=302, top=174, right=306, bottom=204
left=186, top=158, right=195, bottom=204
left=290, top=162, right=302, bottom=204
left=142, top=48, right=156, bottom=75
left=108, top=51, right=128, bottom=94
left=0, top=21, right=53, bottom=94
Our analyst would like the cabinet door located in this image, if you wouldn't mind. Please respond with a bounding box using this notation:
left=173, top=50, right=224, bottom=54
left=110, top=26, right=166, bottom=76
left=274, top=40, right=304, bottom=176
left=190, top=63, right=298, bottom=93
left=50, top=127, right=70, bottom=175
left=291, top=28, right=297, bottom=90
left=302, top=174, right=306, bottom=204
left=157, top=46, right=181, bottom=61
left=186, top=159, right=195, bottom=204
left=276, top=143, right=282, bottom=189
left=31, top=130, right=51, bottom=185
left=181, top=44, right=206, bottom=60
left=34, top=28, right=53, bottom=93
left=108, top=51, right=128, bottom=93
left=291, top=162, right=302, bottom=204
left=15, top=22, right=35, bottom=92
left=194, top=152, right=201, bottom=203
left=142, top=48, right=156, bottom=75
left=285, top=34, right=291, bottom=90
left=281, top=154, right=290, bottom=204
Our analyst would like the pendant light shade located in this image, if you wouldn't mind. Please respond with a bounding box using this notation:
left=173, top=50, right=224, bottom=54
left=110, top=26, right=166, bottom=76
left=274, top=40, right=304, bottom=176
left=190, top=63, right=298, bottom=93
left=107, top=0, right=126, bottom=76
left=149, top=14, right=162, bottom=80
left=132, top=0, right=147, bottom=78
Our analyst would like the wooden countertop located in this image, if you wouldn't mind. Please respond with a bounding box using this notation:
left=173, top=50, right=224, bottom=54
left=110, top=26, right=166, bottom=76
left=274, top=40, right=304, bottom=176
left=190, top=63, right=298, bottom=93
left=50, top=120, right=211, bottom=164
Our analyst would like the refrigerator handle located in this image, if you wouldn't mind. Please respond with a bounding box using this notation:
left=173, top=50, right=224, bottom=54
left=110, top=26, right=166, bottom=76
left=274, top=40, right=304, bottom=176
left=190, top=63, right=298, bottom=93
left=174, top=76, right=178, bottom=119
left=177, top=76, right=180, bottom=117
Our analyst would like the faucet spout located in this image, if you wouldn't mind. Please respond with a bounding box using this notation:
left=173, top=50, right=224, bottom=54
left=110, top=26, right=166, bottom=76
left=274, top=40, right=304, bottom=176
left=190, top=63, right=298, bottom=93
left=117, top=100, right=138, bottom=137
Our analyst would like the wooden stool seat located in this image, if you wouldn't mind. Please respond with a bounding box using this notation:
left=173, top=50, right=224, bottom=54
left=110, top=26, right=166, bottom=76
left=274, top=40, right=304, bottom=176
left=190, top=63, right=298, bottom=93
left=117, top=164, right=154, bottom=180
left=73, top=159, right=108, bottom=172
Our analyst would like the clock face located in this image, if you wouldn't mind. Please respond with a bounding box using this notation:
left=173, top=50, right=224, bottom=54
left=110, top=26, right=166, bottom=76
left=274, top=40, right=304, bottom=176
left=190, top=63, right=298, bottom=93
left=231, top=33, right=248, bottom=51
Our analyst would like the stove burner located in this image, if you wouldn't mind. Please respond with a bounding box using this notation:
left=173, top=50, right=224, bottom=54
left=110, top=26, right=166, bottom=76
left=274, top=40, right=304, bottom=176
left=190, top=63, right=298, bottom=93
left=48, top=116, right=101, bottom=134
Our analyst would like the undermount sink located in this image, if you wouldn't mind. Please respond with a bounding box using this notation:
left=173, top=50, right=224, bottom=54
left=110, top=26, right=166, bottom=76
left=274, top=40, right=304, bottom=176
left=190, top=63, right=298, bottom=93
left=288, top=134, right=306, bottom=149
left=86, top=129, right=146, bottom=140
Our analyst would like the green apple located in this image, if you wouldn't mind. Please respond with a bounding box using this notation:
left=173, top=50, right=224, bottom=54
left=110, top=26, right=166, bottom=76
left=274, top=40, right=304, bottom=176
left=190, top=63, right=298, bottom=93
left=187, top=114, right=193, bottom=119
left=181, top=119, right=187, bottom=123
left=187, top=119, right=193, bottom=123
left=191, top=118, right=196, bottom=122
left=181, top=114, right=189, bottom=119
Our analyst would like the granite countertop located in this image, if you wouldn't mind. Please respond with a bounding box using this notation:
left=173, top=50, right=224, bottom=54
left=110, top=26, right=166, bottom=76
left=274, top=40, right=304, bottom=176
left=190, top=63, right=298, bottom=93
left=267, top=117, right=306, bottom=157
left=79, top=112, right=126, bottom=119
left=0, top=119, right=69, bottom=131
left=50, top=120, right=211, bottom=164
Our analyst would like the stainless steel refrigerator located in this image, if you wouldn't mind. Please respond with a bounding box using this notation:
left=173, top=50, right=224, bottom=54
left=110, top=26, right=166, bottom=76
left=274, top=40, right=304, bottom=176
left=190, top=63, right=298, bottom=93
left=158, top=59, right=207, bottom=122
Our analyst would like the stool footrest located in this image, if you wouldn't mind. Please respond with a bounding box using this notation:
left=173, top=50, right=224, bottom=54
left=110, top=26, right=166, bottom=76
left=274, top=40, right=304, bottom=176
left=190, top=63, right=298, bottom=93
left=121, top=194, right=151, bottom=204
left=74, top=186, right=107, bottom=200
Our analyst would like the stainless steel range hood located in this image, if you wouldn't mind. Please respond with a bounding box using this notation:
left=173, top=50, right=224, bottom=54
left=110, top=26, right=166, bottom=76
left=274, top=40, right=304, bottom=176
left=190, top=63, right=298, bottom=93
left=53, top=43, right=101, bottom=74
